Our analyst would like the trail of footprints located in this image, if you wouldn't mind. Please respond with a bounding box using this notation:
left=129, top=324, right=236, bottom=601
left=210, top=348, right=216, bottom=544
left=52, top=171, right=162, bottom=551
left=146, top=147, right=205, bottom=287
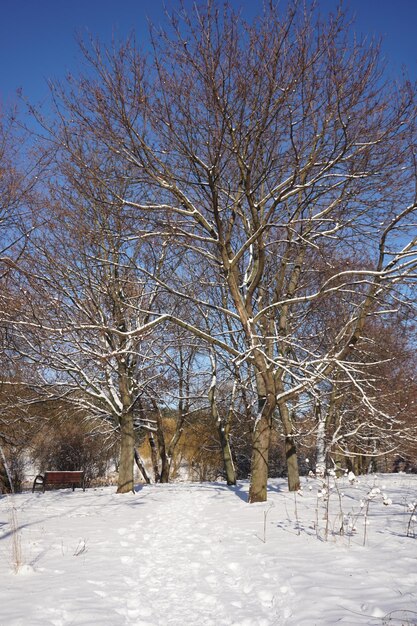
left=82, top=495, right=292, bottom=625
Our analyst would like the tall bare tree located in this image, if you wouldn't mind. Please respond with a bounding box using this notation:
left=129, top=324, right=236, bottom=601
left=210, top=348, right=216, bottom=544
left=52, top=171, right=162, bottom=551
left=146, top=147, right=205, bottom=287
left=10, top=152, right=169, bottom=492
left=0, top=107, right=46, bottom=490
left=20, top=2, right=417, bottom=500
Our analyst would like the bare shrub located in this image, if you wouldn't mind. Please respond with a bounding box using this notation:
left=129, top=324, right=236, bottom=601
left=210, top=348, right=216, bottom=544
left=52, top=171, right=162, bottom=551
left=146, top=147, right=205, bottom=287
left=31, top=419, right=117, bottom=486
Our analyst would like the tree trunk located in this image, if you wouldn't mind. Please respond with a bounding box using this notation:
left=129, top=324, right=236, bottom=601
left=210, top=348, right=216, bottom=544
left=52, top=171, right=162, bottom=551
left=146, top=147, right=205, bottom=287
left=277, top=395, right=300, bottom=492
left=117, top=412, right=135, bottom=493
left=162, top=424, right=185, bottom=483
left=314, top=383, right=339, bottom=478
left=285, top=435, right=300, bottom=491
left=148, top=432, right=161, bottom=482
left=208, top=358, right=236, bottom=486
left=249, top=393, right=273, bottom=502
left=218, top=424, right=236, bottom=486
left=0, top=444, right=13, bottom=494
left=159, top=457, right=171, bottom=484
left=248, top=414, right=272, bottom=502
left=157, top=421, right=181, bottom=484
left=153, top=405, right=172, bottom=483
left=153, top=347, right=189, bottom=484
left=134, top=447, right=151, bottom=484
left=315, top=411, right=327, bottom=478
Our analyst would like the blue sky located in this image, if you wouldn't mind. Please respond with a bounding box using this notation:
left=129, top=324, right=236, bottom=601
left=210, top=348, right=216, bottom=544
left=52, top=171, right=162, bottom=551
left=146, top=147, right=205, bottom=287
left=1, top=0, right=416, bottom=106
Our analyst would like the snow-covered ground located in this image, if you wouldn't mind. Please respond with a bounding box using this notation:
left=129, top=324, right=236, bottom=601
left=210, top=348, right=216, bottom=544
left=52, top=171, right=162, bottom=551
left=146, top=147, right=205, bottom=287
left=1, top=474, right=416, bottom=626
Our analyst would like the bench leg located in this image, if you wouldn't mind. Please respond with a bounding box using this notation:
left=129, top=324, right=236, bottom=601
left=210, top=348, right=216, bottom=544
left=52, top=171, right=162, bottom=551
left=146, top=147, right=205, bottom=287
left=32, top=475, right=45, bottom=493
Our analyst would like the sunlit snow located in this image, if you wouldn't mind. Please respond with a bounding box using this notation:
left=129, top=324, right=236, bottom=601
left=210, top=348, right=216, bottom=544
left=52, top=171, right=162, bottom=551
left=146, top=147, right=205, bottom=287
left=1, top=474, right=416, bottom=625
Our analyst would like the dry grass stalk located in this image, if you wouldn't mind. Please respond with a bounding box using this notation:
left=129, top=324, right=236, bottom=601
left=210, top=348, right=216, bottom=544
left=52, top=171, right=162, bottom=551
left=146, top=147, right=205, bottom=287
left=7, top=497, right=23, bottom=574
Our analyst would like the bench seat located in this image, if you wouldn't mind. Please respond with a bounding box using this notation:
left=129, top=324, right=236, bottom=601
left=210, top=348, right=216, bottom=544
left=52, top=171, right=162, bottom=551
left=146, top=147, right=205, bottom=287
left=32, top=471, right=85, bottom=492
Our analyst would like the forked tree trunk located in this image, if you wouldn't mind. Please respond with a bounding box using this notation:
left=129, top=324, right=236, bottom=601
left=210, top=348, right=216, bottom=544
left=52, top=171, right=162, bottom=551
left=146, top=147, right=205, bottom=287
left=154, top=403, right=183, bottom=484
left=208, top=360, right=236, bottom=486
left=157, top=348, right=190, bottom=484
left=117, top=411, right=135, bottom=493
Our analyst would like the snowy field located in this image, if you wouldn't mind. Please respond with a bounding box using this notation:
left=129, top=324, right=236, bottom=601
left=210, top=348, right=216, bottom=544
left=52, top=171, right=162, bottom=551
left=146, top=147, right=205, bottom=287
left=1, top=474, right=416, bottom=626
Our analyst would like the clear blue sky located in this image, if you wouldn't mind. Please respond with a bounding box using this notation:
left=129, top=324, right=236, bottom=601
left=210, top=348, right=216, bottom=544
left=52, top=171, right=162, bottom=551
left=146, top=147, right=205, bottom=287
left=1, top=0, right=416, bottom=106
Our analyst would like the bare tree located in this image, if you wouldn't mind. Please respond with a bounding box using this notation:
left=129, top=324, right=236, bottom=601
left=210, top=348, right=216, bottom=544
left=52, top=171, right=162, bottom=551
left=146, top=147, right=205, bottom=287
left=313, top=314, right=417, bottom=475
left=9, top=153, right=169, bottom=492
left=141, top=327, right=209, bottom=484
left=18, top=2, right=417, bottom=501
left=0, top=107, right=46, bottom=491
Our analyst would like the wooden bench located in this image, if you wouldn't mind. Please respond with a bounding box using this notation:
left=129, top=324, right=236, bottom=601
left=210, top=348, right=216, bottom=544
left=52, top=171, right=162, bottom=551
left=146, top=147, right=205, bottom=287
left=32, top=471, right=85, bottom=493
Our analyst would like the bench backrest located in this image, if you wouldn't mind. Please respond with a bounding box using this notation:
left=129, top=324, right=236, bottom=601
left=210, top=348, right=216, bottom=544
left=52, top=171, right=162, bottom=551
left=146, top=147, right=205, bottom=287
left=44, top=471, right=84, bottom=484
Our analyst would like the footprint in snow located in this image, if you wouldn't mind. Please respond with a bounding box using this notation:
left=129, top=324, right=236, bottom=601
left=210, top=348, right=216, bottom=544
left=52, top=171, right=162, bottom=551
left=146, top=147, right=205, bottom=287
left=115, top=606, right=141, bottom=620
left=227, top=562, right=240, bottom=572
left=87, top=579, right=106, bottom=587
left=120, top=555, right=134, bottom=565
left=205, top=574, right=217, bottom=585
left=279, top=584, right=295, bottom=597
left=200, top=549, right=211, bottom=558
left=231, top=600, right=243, bottom=609
left=194, top=592, right=217, bottom=606
left=258, top=589, right=275, bottom=606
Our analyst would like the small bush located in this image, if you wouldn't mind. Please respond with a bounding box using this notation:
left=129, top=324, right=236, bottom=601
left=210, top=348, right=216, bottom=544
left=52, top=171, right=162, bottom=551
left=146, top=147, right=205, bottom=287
left=31, top=420, right=117, bottom=486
